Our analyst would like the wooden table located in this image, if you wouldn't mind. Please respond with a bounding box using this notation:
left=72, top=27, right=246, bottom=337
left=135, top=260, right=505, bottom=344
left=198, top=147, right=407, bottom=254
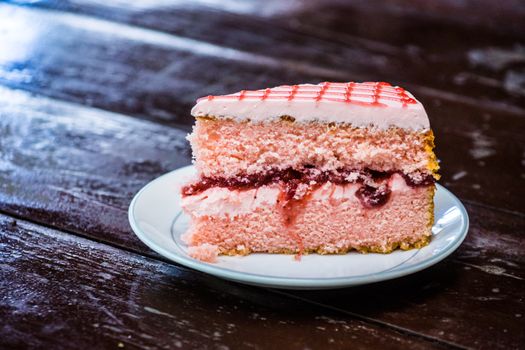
left=1, top=1, right=524, bottom=349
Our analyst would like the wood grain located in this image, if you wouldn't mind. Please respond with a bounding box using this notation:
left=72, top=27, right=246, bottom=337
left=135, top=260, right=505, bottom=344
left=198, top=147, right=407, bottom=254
left=0, top=2, right=524, bottom=349
left=22, top=0, right=525, bottom=109
left=0, top=87, right=190, bottom=253
left=0, top=86, right=523, bottom=349
left=0, top=214, right=448, bottom=350
left=0, top=86, right=522, bottom=246
left=0, top=5, right=523, bottom=211
left=282, top=207, right=525, bottom=350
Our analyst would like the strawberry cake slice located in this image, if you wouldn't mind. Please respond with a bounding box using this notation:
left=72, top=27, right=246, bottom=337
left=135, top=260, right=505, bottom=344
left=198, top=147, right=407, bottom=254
left=181, top=82, right=439, bottom=262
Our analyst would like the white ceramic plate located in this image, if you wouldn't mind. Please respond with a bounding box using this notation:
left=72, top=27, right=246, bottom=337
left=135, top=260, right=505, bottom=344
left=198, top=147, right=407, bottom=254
left=129, top=166, right=469, bottom=290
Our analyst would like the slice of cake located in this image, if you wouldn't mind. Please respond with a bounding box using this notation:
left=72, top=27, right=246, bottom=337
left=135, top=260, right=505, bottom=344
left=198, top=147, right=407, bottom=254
left=181, top=82, right=439, bottom=262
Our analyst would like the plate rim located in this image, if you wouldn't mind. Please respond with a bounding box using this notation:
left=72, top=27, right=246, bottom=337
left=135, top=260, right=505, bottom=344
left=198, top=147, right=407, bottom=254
left=129, top=166, right=469, bottom=289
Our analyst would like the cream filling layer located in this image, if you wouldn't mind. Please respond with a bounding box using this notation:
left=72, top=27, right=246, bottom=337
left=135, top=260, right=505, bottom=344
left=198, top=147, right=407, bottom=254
left=181, top=174, right=413, bottom=218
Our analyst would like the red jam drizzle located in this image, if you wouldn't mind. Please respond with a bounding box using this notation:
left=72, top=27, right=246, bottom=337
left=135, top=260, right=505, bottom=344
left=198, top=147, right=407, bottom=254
left=261, top=88, right=271, bottom=101
left=182, top=167, right=434, bottom=258
left=355, top=185, right=392, bottom=208
left=288, top=85, right=299, bottom=101
left=197, top=82, right=418, bottom=107
left=395, top=86, right=417, bottom=107
left=182, top=167, right=435, bottom=200
left=316, top=82, right=330, bottom=101
left=344, top=82, right=354, bottom=103
left=277, top=189, right=306, bottom=255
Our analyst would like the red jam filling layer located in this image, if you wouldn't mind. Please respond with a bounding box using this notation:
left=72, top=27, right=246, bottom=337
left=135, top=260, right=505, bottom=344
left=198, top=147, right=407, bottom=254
left=182, top=167, right=435, bottom=208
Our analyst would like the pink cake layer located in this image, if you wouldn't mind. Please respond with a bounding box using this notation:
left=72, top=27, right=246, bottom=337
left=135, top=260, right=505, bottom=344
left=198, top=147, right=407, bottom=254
left=182, top=178, right=434, bottom=261
left=188, top=119, right=437, bottom=179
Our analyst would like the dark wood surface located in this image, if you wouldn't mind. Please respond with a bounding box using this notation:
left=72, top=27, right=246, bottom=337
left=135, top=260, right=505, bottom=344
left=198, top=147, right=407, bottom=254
left=1, top=1, right=524, bottom=349
left=4, top=215, right=452, bottom=350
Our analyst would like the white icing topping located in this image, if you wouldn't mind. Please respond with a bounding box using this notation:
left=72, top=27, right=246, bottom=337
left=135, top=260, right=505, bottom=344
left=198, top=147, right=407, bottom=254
left=191, top=82, right=430, bottom=130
